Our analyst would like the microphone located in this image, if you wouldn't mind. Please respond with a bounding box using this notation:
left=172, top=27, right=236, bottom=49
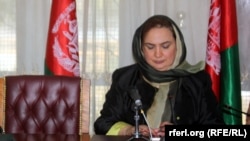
left=128, top=88, right=142, bottom=107
left=128, top=88, right=161, bottom=141
left=224, top=104, right=250, bottom=116
left=127, top=88, right=150, bottom=141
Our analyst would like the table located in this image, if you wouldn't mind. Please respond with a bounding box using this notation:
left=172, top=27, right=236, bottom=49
left=90, top=135, right=154, bottom=141
left=91, top=135, right=130, bottom=141
left=1, top=134, right=157, bottom=141
left=0, top=133, right=90, bottom=141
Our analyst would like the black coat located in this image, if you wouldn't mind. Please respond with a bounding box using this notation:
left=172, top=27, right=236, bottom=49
left=94, top=64, right=224, bottom=135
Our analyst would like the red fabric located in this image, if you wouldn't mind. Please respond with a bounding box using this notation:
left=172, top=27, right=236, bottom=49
left=220, top=0, right=238, bottom=51
left=205, top=0, right=221, bottom=101
left=45, top=0, right=80, bottom=76
left=205, top=0, right=238, bottom=102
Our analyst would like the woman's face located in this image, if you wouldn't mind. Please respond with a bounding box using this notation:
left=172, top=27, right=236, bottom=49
left=142, top=27, right=177, bottom=71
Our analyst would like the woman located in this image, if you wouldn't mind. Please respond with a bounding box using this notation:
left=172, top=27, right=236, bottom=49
left=94, top=15, right=224, bottom=137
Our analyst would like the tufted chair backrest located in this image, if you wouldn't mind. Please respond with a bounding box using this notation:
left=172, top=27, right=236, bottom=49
left=0, top=75, right=90, bottom=134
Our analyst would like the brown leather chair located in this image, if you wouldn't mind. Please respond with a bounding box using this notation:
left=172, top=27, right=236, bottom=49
left=0, top=75, right=90, bottom=134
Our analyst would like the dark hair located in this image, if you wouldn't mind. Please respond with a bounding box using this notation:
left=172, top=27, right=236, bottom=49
left=141, top=15, right=176, bottom=41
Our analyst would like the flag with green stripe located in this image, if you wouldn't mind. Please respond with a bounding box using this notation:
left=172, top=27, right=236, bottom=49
left=205, top=0, right=242, bottom=124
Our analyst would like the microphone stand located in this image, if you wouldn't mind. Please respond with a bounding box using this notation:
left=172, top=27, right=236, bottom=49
left=127, top=105, right=150, bottom=141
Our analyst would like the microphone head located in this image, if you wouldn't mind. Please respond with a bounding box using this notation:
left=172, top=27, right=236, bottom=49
left=135, top=99, right=142, bottom=107
left=128, top=88, right=142, bottom=107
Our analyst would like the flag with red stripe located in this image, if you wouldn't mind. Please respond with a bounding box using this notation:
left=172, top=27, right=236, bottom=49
left=205, top=0, right=242, bottom=124
left=45, top=0, right=80, bottom=76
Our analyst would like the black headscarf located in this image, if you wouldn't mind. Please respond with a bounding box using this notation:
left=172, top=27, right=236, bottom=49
left=132, top=15, right=204, bottom=83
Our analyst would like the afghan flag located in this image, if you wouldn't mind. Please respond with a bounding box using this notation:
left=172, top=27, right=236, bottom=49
left=45, top=0, right=80, bottom=76
left=205, top=0, right=242, bottom=124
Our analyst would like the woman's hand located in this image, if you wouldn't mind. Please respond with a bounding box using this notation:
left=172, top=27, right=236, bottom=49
left=152, top=121, right=173, bottom=137
left=119, top=124, right=151, bottom=137
left=119, top=121, right=172, bottom=137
